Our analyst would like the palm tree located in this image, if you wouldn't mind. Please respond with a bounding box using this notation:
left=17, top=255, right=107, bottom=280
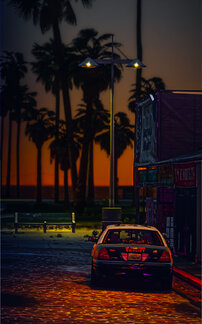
left=13, top=85, right=37, bottom=197
left=25, top=107, right=55, bottom=203
left=96, top=112, right=134, bottom=203
left=74, top=99, right=109, bottom=203
left=9, top=0, right=94, bottom=201
left=0, top=51, right=28, bottom=197
left=128, top=76, right=166, bottom=111
left=71, top=28, right=122, bottom=212
left=49, top=120, right=80, bottom=206
left=32, top=40, right=63, bottom=202
left=136, top=0, right=143, bottom=102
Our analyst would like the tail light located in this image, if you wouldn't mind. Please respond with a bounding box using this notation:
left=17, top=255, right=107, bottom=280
left=159, top=250, right=170, bottom=262
left=98, top=248, right=110, bottom=260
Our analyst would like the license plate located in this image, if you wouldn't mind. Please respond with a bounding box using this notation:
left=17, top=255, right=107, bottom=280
left=128, top=253, right=141, bottom=261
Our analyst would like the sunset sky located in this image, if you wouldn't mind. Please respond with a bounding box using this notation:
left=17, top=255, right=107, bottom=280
left=1, top=0, right=201, bottom=187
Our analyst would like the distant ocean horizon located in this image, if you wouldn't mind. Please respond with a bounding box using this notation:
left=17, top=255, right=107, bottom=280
left=1, top=185, right=134, bottom=200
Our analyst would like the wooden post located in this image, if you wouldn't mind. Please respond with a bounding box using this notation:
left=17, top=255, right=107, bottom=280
left=43, top=220, right=47, bottom=233
left=72, top=212, right=76, bottom=233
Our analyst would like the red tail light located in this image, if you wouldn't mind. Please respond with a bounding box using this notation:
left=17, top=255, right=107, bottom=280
left=98, top=248, right=110, bottom=260
left=159, top=250, right=170, bottom=262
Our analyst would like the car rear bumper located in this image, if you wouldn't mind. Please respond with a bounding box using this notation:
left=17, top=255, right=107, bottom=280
left=93, top=259, right=172, bottom=279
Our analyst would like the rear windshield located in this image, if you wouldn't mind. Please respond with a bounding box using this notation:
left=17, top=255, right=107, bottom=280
left=103, top=229, right=163, bottom=246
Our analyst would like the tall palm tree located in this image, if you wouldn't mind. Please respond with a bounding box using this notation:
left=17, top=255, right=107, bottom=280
left=96, top=112, right=134, bottom=203
left=49, top=120, right=80, bottom=206
left=32, top=40, right=63, bottom=202
left=128, top=76, right=166, bottom=111
left=71, top=28, right=122, bottom=212
left=13, top=85, right=37, bottom=197
left=9, top=0, right=94, bottom=201
left=74, top=99, right=109, bottom=203
left=25, top=107, right=55, bottom=203
left=136, top=0, right=143, bottom=102
left=0, top=51, right=27, bottom=197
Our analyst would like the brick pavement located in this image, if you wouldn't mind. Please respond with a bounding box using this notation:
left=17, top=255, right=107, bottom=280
left=1, top=231, right=201, bottom=323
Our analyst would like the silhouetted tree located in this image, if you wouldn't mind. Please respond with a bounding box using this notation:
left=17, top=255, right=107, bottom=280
left=9, top=0, right=94, bottom=203
left=74, top=99, right=109, bottom=203
left=49, top=120, right=80, bottom=206
left=32, top=40, right=63, bottom=202
left=25, top=108, right=55, bottom=203
left=0, top=51, right=30, bottom=197
left=71, top=28, right=122, bottom=213
left=13, top=85, right=37, bottom=197
left=96, top=112, right=134, bottom=203
left=128, top=77, right=166, bottom=111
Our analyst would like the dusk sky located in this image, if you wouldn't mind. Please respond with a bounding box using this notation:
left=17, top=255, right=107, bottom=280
left=1, top=0, right=201, bottom=187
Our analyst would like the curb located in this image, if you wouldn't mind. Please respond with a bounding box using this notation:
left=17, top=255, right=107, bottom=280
left=173, top=266, right=202, bottom=289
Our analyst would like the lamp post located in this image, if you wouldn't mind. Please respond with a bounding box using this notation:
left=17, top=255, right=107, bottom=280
left=79, top=35, right=145, bottom=208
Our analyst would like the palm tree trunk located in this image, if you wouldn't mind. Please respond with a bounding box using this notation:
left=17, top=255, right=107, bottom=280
left=61, top=82, right=78, bottom=191
left=54, top=84, right=60, bottom=202
left=37, top=145, right=42, bottom=203
left=115, top=150, right=118, bottom=204
left=134, top=0, right=143, bottom=216
left=1, top=116, right=5, bottom=189
left=64, top=167, right=69, bottom=208
left=87, top=139, right=94, bottom=203
left=75, top=102, right=92, bottom=214
left=16, top=116, right=21, bottom=198
left=136, top=0, right=143, bottom=99
left=52, top=19, right=78, bottom=199
left=6, top=112, right=12, bottom=198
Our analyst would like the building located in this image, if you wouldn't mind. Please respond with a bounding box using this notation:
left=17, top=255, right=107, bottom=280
left=134, top=90, right=202, bottom=261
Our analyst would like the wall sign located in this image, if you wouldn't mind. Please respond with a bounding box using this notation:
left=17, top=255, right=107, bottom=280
left=174, top=163, right=196, bottom=187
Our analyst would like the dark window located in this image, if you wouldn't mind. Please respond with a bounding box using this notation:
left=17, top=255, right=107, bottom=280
left=103, top=229, right=163, bottom=246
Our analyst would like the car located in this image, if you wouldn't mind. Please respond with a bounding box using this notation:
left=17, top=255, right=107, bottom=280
left=90, top=224, right=173, bottom=290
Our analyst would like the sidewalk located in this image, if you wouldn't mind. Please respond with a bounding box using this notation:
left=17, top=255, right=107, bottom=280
left=173, top=254, right=202, bottom=289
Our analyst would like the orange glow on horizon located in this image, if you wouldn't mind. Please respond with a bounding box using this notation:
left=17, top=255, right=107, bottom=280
left=2, top=119, right=134, bottom=187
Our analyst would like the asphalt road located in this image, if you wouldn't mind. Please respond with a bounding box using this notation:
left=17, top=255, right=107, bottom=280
left=1, top=230, right=201, bottom=324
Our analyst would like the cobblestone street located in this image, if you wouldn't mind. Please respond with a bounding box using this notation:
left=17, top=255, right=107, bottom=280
left=1, top=231, right=201, bottom=323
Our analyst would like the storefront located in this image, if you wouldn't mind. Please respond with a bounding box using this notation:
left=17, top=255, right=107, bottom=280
left=136, top=160, right=200, bottom=259
left=134, top=91, right=201, bottom=261
left=174, top=162, right=197, bottom=259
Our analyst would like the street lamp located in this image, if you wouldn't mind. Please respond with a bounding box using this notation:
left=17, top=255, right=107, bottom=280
left=79, top=35, right=145, bottom=208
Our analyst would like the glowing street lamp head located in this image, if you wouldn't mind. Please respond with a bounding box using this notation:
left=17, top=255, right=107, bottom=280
left=86, top=61, right=92, bottom=68
left=127, top=58, right=146, bottom=69
left=79, top=57, right=99, bottom=68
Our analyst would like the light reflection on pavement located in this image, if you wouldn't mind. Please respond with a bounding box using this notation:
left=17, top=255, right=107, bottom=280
left=1, top=231, right=201, bottom=323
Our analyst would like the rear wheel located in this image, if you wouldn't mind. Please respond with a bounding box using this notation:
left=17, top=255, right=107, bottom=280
left=161, top=276, right=172, bottom=291
left=91, top=265, right=100, bottom=286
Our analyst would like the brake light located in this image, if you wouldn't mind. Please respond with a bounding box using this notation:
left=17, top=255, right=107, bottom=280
left=159, top=250, right=170, bottom=262
left=98, top=248, right=110, bottom=260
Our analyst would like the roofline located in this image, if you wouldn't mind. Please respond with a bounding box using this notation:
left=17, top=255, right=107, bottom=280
left=135, top=152, right=202, bottom=167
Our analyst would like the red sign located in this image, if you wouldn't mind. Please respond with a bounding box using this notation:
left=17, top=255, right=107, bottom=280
left=174, top=163, right=196, bottom=187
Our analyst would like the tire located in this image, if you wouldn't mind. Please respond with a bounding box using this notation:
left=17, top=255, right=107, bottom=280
left=90, top=268, right=96, bottom=285
left=90, top=265, right=100, bottom=286
left=162, top=276, right=172, bottom=291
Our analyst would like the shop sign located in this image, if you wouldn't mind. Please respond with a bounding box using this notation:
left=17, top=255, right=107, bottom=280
left=174, top=163, right=196, bottom=187
left=158, top=164, right=173, bottom=185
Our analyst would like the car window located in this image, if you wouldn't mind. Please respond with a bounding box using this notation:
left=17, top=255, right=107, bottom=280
left=103, top=229, right=163, bottom=246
